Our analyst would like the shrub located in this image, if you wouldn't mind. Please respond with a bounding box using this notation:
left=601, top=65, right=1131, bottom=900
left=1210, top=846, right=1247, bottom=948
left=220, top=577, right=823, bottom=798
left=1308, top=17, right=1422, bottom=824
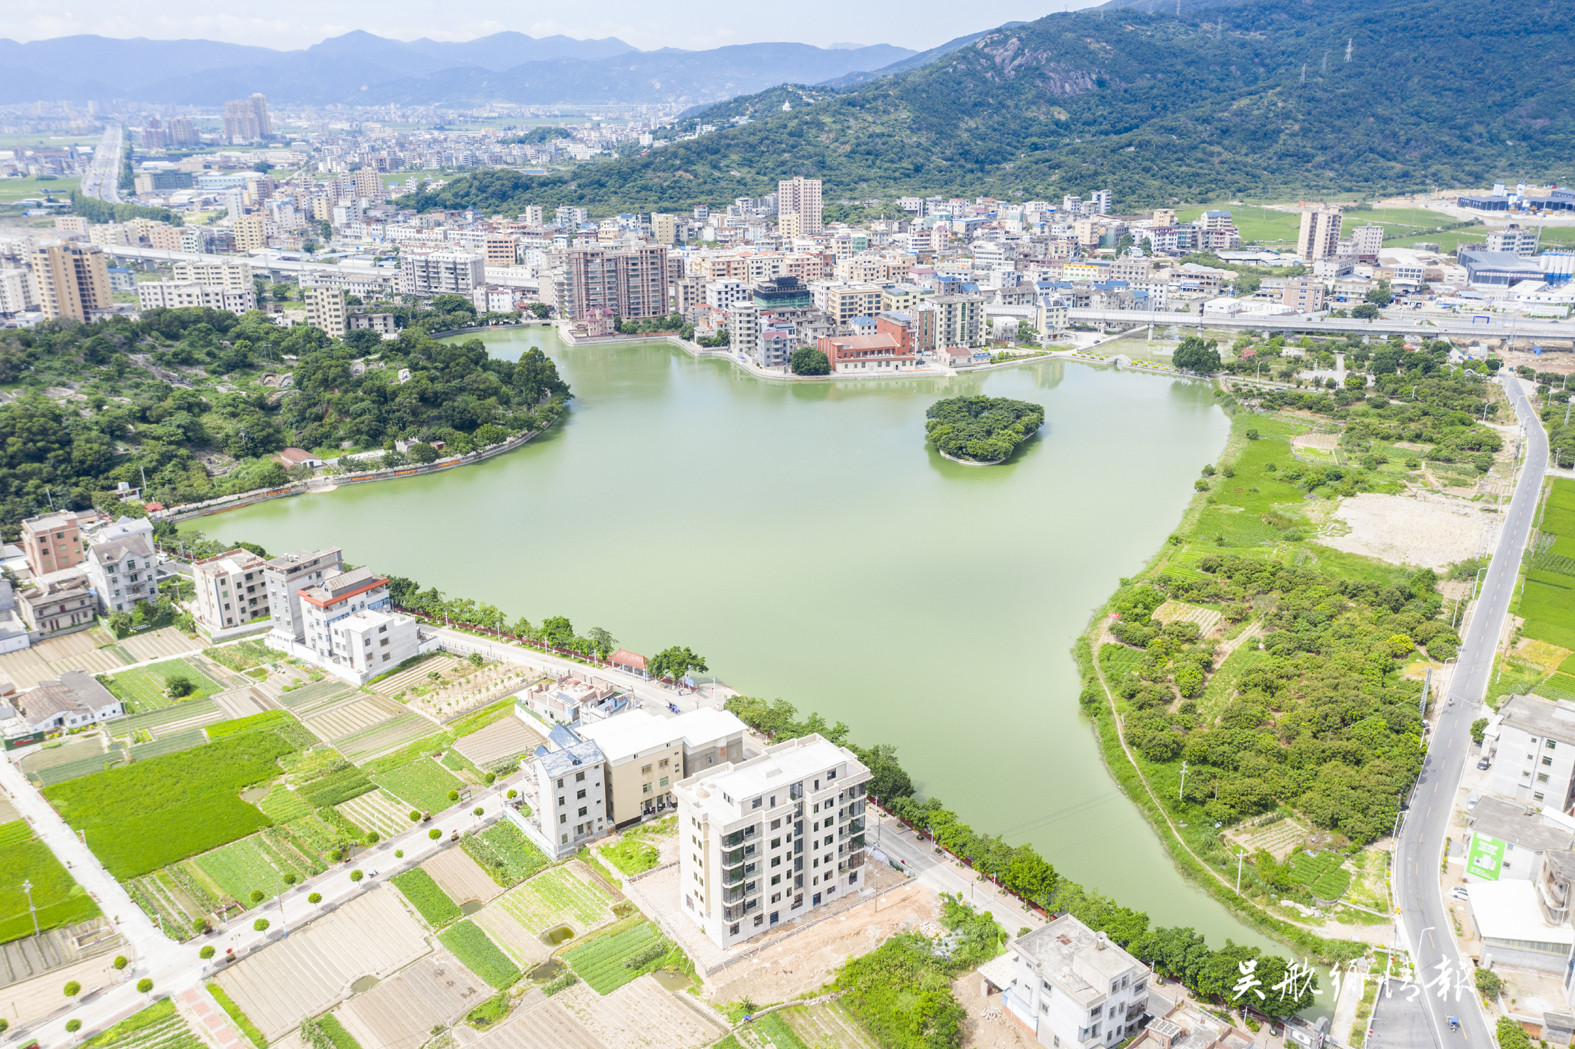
left=200, top=945, right=216, bottom=959
left=409, top=810, right=421, bottom=822
left=429, top=828, right=442, bottom=840
left=137, top=978, right=154, bottom=993
left=506, top=789, right=517, bottom=799
left=1477, top=969, right=1505, bottom=998
left=64, top=980, right=81, bottom=996
left=253, top=919, right=270, bottom=932
left=249, top=889, right=265, bottom=904
left=473, top=806, right=484, bottom=816
left=395, top=849, right=404, bottom=858
left=350, top=869, right=364, bottom=883
left=308, top=892, right=322, bottom=904
left=66, top=1019, right=82, bottom=1032
left=167, top=676, right=196, bottom=698
left=113, top=955, right=128, bottom=969
left=448, top=790, right=460, bottom=802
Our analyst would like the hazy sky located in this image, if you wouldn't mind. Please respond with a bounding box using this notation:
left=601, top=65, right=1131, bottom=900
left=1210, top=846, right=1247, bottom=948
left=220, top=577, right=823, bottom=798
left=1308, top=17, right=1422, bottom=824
left=4, top=0, right=1093, bottom=51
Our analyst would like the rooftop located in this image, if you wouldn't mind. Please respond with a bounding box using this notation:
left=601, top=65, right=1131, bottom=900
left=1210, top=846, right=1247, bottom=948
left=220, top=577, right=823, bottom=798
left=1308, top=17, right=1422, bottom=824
left=578, top=707, right=744, bottom=762
left=680, top=734, right=863, bottom=809
left=540, top=738, right=605, bottom=777
left=1470, top=796, right=1575, bottom=853
left=1013, top=914, right=1146, bottom=1007
left=1501, top=693, right=1575, bottom=744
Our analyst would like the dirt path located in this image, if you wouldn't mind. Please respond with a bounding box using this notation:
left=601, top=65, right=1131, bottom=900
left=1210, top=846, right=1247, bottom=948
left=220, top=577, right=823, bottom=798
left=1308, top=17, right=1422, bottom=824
left=1214, top=621, right=1263, bottom=664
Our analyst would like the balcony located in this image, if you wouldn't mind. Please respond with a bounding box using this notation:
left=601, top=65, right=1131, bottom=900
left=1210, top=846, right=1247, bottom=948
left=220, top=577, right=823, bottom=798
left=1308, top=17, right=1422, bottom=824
left=724, top=865, right=744, bottom=886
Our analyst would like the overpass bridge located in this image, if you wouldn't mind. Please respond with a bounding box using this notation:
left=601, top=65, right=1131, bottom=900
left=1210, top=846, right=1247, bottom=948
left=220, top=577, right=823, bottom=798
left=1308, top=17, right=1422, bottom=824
left=1068, top=308, right=1573, bottom=343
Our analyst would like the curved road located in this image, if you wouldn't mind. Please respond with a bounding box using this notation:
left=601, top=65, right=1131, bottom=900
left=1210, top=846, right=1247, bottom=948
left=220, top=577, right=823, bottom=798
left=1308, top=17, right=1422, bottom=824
left=1394, top=375, right=1544, bottom=1049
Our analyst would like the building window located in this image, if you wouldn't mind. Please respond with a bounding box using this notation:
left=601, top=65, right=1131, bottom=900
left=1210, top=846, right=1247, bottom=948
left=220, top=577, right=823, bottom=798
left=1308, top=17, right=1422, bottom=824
left=1545, top=756, right=1555, bottom=767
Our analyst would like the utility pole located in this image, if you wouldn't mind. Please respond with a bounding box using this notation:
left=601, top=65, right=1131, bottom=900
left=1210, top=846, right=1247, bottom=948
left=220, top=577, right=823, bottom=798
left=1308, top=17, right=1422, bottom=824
left=1178, top=760, right=1188, bottom=802
left=1236, top=849, right=1247, bottom=893
left=21, top=879, right=39, bottom=937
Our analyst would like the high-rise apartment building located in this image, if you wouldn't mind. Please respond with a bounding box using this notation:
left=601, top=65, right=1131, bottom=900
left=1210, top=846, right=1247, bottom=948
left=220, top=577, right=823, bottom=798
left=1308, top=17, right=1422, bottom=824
left=777, top=177, right=823, bottom=237
left=222, top=94, right=272, bottom=142
left=1296, top=208, right=1343, bottom=261
left=305, top=286, right=348, bottom=338
left=558, top=246, right=669, bottom=321
left=675, top=734, right=870, bottom=949
left=172, top=259, right=253, bottom=292
left=31, top=242, right=111, bottom=323
left=401, top=252, right=486, bottom=297
left=933, top=294, right=985, bottom=349
left=0, top=268, right=37, bottom=315
left=232, top=213, right=267, bottom=253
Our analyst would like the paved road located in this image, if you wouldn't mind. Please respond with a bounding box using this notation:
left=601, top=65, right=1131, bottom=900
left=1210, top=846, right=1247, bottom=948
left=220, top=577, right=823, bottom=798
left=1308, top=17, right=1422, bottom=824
left=0, top=758, right=522, bottom=1049
left=81, top=125, right=123, bottom=205
left=868, top=810, right=1041, bottom=936
left=1393, top=375, right=1545, bottom=1049
left=1068, top=307, right=1574, bottom=341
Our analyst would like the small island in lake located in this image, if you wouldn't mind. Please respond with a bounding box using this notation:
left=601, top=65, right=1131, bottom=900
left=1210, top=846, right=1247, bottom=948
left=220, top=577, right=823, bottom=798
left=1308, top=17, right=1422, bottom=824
left=924, top=395, right=1046, bottom=464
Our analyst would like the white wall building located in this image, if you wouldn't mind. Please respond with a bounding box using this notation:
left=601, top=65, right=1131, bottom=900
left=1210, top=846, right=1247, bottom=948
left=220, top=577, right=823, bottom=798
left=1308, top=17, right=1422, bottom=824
left=675, top=734, right=870, bottom=949
left=290, top=566, right=419, bottom=682
left=1489, top=694, right=1575, bottom=809
left=83, top=531, right=159, bottom=614
left=191, top=547, right=271, bottom=637
left=999, top=915, right=1152, bottom=1049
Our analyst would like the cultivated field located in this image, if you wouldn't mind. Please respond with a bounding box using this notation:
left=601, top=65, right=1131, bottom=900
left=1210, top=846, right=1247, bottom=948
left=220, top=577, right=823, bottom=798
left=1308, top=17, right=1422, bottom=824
left=101, top=657, right=226, bottom=711
left=75, top=997, right=206, bottom=1049
left=438, top=919, right=520, bottom=989
left=374, top=757, right=464, bottom=813
left=336, top=788, right=412, bottom=838
left=564, top=920, right=673, bottom=995
left=553, top=978, right=725, bottom=1049
left=460, top=822, right=550, bottom=887
left=333, top=949, right=489, bottom=1049
left=213, top=886, right=429, bottom=1042
left=1151, top=600, right=1225, bottom=639
left=453, top=714, right=543, bottom=769
left=471, top=863, right=617, bottom=970
left=0, top=820, right=98, bottom=943
left=424, top=846, right=505, bottom=907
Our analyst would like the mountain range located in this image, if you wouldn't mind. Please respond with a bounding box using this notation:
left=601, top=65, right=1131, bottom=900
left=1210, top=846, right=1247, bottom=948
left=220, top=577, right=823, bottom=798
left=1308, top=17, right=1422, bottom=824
left=0, top=31, right=916, bottom=107
left=409, top=0, right=1575, bottom=215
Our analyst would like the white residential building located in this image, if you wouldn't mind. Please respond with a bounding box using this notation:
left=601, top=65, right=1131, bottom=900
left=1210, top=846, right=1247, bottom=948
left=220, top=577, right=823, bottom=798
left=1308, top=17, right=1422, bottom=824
left=520, top=731, right=609, bottom=859
left=171, top=259, right=253, bottom=292
left=675, top=734, right=870, bottom=949
left=304, top=286, right=347, bottom=338
left=401, top=251, right=486, bottom=297
left=289, top=565, right=420, bottom=682
left=998, top=915, right=1152, bottom=1049
left=137, top=281, right=257, bottom=315
left=83, top=531, right=159, bottom=614
left=1488, top=694, right=1575, bottom=809
left=705, top=279, right=751, bottom=312
left=263, top=547, right=344, bottom=646
left=191, top=547, right=271, bottom=636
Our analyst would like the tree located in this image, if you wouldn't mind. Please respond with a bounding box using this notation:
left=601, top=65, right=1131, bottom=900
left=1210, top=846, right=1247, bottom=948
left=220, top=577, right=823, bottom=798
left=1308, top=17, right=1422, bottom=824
left=66, top=1019, right=82, bottom=1033
left=1477, top=968, right=1504, bottom=998
left=167, top=676, right=196, bottom=698
left=1344, top=373, right=1368, bottom=390
left=253, top=919, right=270, bottom=932
left=1471, top=718, right=1488, bottom=744
left=429, top=828, right=443, bottom=840
left=350, top=869, right=364, bottom=883
left=1365, top=281, right=1393, bottom=305
left=587, top=626, right=617, bottom=660
left=648, top=645, right=708, bottom=682
left=137, top=978, right=154, bottom=994
left=200, top=945, right=216, bottom=959
left=249, top=889, right=265, bottom=904
left=113, top=955, right=128, bottom=969
left=1497, top=1017, right=1532, bottom=1049
left=790, top=347, right=830, bottom=376
left=406, top=442, right=440, bottom=464
left=1173, top=336, right=1221, bottom=375
left=1352, top=303, right=1380, bottom=320
left=308, top=892, right=322, bottom=904
left=365, top=831, right=379, bottom=846
left=64, top=980, right=81, bottom=996
left=538, top=615, right=575, bottom=649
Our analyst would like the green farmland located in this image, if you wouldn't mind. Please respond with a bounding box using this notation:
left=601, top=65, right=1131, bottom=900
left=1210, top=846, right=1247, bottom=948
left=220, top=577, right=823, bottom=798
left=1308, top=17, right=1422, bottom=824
left=0, top=820, right=100, bottom=943
left=1521, top=480, right=1575, bottom=652
left=44, top=726, right=298, bottom=879
left=101, top=658, right=226, bottom=711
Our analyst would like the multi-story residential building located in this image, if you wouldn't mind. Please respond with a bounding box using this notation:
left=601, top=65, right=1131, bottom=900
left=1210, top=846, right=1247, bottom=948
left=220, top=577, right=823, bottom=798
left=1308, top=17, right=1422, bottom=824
left=222, top=94, right=272, bottom=142
left=349, top=311, right=399, bottom=336
left=556, top=206, right=590, bottom=229
left=232, top=213, right=268, bottom=253
left=996, top=914, right=1152, bottom=1049
left=401, top=251, right=486, bottom=297
left=172, top=260, right=253, bottom=292
left=191, top=548, right=271, bottom=636
left=290, top=566, right=420, bottom=682
left=577, top=708, right=746, bottom=827
left=305, top=286, right=348, bottom=337
left=0, top=267, right=37, bottom=315
left=814, top=282, right=883, bottom=326
left=1488, top=694, right=1575, bottom=809
left=1296, top=208, right=1343, bottom=261
left=934, top=294, right=985, bottom=349
left=1349, top=225, right=1385, bottom=259
left=31, top=242, right=111, bottom=323
left=17, top=574, right=96, bottom=638
left=1281, top=278, right=1327, bottom=313
left=137, top=281, right=257, bottom=315
left=263, top=548, right=344, bottom=646
left=1486, top=225, right=1541, bottom=257
left=483, top=236, right=520, bottom=265
left=83, top=530, right=158, bottom=614
left=778, top=177, right=823, bottom=237
left=676, top=733, right=870, bottom=949
left=20, top=511, right=85, bottom=578
left=729, top=302, right=762, bottom=363
left=881, top=283, right=931, bottom=315
left=705, top=279, right=751, bottom=312
left=525, top=732, right=609, bottom=858
left=558, top=246, right=669, bottom=321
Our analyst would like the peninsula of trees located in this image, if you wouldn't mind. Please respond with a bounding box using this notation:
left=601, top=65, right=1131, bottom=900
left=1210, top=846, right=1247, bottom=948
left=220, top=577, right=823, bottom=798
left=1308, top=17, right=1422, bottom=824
left=924, top=396, right=1045, bottom=464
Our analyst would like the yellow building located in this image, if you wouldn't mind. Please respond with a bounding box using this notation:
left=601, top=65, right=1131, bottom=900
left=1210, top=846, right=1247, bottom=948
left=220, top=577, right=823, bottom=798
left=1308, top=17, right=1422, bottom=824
left=31, top=242, right=111, bottom=323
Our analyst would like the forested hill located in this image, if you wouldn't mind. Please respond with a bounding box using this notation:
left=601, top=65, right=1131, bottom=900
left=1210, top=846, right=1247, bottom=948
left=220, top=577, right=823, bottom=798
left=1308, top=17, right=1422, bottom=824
left=410, top=0, right=1575, bottom=217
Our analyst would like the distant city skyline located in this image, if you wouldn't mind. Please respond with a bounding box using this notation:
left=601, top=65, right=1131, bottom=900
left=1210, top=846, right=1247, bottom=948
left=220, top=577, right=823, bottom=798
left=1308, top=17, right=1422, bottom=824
left=2, top=0, right=1093, bottom=53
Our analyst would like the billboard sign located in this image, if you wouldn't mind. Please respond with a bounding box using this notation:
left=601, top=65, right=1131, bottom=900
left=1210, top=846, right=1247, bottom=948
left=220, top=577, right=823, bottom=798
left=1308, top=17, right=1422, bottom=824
left=1466, top=832, right=1505, bottom=881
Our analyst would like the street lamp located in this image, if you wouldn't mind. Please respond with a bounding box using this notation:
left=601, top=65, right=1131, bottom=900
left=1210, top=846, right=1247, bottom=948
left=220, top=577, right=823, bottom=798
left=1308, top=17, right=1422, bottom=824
left=21, top=878, right=38, bottom=937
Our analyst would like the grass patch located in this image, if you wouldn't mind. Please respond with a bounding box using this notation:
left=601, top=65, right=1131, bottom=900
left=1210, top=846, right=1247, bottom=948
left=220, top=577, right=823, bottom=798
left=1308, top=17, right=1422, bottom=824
left=438, top=919, right=521, bottom=989
left=599, top=837, right=660, bottom=876
left=391, top=867, right=462, bottom=927
left=564, top=919, right=676, bottom=995
left=80, top=997, right=203, bottom=1049
left=461, top=822, right=549, bottom=887
left=373, top=758, right=463, bottom=813
left=203, top=640, right=281, bottom=672
left=45, top=731, right=297, bottom=879
left=208, top=984, right=267, bottom=1049
left=193, top=834, right=310, bottom=903
left=102, top=658, right=225, bottom=711
left=0, top=820, right=99, bottom=943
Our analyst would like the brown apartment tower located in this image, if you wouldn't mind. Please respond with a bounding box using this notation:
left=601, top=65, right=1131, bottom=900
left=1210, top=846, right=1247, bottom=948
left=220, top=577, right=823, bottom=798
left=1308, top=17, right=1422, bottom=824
left=32, top=242, right=111, bottom=323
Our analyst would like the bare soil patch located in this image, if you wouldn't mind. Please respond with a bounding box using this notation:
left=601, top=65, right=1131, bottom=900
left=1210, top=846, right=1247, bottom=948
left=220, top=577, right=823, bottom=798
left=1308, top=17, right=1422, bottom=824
left=954, top=970, right=1039, bottom=1049
left=423, top=845, right=505, bottom=907
left=334, top=949, right=487, bottom=1049
left=1322, top=490, right=1498, bottom=570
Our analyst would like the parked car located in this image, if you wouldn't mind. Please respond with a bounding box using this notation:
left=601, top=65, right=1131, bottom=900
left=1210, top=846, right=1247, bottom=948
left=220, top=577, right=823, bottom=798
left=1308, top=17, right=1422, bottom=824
left=1448, top=886, right=1470, bottom=901
left=1477, top=757, right=1492, bottom=770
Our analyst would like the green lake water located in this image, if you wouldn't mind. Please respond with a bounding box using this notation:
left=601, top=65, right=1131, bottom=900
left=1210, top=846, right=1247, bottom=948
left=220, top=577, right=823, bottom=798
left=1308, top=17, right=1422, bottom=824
left=203, top=328, right=1283, bottom=949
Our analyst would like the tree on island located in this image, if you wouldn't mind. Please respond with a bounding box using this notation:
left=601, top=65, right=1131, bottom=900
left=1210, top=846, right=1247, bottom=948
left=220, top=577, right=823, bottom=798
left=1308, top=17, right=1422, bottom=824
left=1172, top=336, right=1221, bottom=375
left=648, top=646, right=708, bottom=683
left=790, top=347, right=830, bottom=376
left=924, top=395, right=1045, bottom=463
